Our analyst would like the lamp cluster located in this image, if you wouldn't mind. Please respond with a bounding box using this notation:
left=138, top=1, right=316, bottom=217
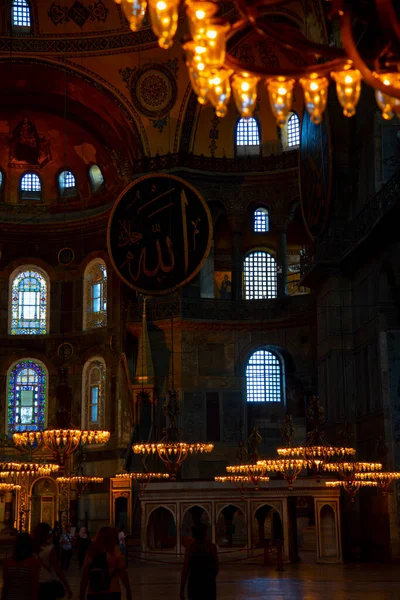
left=0, top=462, right=59, bottom=480
left=133, top=441, right=214, bottom=480
left=13, top=429, right=111, bottom=457
left=115, top=0, right=400, bottom=125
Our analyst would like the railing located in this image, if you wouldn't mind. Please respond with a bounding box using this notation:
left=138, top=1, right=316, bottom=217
left=129, top=294, right=315, bottom=322
left=132, top=151, right=298, bottom=175
left=301, top=172, right=400, bottom=277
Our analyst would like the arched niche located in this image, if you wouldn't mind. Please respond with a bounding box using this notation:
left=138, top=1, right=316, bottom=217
left=181, top=505, right=211, bottom=549
left=319, top=504, right=337, bottom=558
left=252, top=503, right=283, bottom=549
left=30, top=477, right=57, bottom=531
left=115, top=496, right=129, bottom=530
left=216, top=504, right=247, bottom=549
left=147, top=506, right=177, bottom=551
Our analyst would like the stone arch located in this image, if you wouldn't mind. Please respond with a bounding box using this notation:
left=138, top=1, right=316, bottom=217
left=146, top=506, right=177, bottom=551
left=216, top=504, right=247, bottom=549
left=252, top=502, right=283, bottom=548
left=181, top=505, right=211, bottom=548
left=319, top=504, right=337, bottom=559
left=30, top=476, right=57, bottom=531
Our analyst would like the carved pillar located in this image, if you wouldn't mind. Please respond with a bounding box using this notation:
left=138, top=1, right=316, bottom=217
left=275, top=216, right=289, bottom=298
left=228, top=214, right=243, bottom=301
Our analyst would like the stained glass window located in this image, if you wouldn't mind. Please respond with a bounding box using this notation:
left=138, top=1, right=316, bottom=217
left=8, top=360, right=47, bottom=434
left=236, top=117, right=260, bottom=147
left=89, top=165, right=104, bottom=192
left=244, top=251, right=277, bottom=299
left=59, top=170, right=76, bottom=192
left=10, top=268, right=49, bottom=335
left=287, top=113, right=300, bottom=147
left=254, top=208, right=269, bottom=232
left=83, top=359, right=106, bottom=429
left=246, top=349, right=282, bottom=402
left=12, top=0, right=31, bottom=28
left=83, top=260, right=107, bottom=330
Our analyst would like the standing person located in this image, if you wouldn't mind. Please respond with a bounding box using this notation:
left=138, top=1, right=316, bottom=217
left=52, top=522, right=62, bottom=561
left=117, top=527, right=126, bottom=559
left=2, top=533, right=40, bottom=600
left=60, top=525, right=74, bottom=570
left=180, top=523, right=219, bottom=600
left=77, top=527, right=91, bottom=570
left=32, top=522, right=72, bottom=600
left=79, top=526, right=132, bottom=600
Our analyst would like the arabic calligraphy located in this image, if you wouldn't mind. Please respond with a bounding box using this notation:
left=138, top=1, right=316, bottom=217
left=107, top=174, right=212, bottom=295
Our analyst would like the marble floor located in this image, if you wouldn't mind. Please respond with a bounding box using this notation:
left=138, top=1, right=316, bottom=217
left=52, top=558, right=400, bottom=599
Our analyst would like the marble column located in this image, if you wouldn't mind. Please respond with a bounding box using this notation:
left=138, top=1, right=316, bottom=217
left=229, top=215, right=243, bottom=301
left=276, top=227, right=288, bottom=298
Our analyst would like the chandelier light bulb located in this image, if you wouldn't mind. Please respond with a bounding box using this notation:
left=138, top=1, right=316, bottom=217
left=232, top=73, right=259, bottom=118
left=266, top=77, right=295, bottom=127
left=186, top=1, right=218, bottom=40
left=300, top=74, right=329, bottom=124
left=331, top=68, right=362, bottom=117
left=148, top=0, right=179, bottom=49
left=207, top=68, right=232, bottom=117
left=184, top=41, right=210, bottom=104
left=121, top=0, right=147, bottom=31
left=375, top=73, right=400, bottom=120
left=199, top=20, right=230, bottom=70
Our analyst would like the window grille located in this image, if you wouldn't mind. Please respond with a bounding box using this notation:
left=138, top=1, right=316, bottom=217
left=246, top=349, right=282, bottom=402
left=244, top=251, right=277, bottom=299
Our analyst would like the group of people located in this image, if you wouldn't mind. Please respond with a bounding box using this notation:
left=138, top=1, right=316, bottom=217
left=52, top=523, right=92, bottom=570
left=1, top=521, right=218, bottom=600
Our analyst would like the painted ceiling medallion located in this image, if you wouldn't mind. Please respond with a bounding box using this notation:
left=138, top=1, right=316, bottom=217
left=130, top=64, right=177, bottom=119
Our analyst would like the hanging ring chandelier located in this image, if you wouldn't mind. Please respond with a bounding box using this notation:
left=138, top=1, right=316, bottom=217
left=115, top=472, right=170, bottom=495
left=116, top=0, right=400, bottom=124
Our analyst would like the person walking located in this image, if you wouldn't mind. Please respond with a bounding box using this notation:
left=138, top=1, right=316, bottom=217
left=117, top=527, right=126, bottom=560
left=2, top=533, right=40, bottom=600
left=77, top=527, right=91, bottom=569
left=52, top=522, right=62, bottom=561
left=180, top=523, right=219, bottom=600
left=32, top=522, right=72, bottom=600
left=60, top=525, right=74, bottom=570
left=79, top=526, right=132, bottom=600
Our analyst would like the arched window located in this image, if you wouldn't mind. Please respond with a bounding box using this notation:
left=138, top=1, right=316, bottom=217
left=82, top=358, right=106, bottom=429
left=246, top=349, right=283, bottom=403
left=89, top=165, right=104, bottom=193
left=0, top=171, right=3, bottom=193
left=244, top=251, right=277, bottom=299
left=236, top=117, right=260, bottom=156
left=20, top=172, right=41, bottom=201
left=10, top=267, right=49, bottom=335
left=287, top=113, right=300, bottom=147
left=12, top=0, right=31, bottom=29
left=254, top=208, right=269, bottom=233
left=83, top=259, right=107, bottom=330
left=7, top=359, right=47, bottom=434
left=59, top=170, right=76, bottom=196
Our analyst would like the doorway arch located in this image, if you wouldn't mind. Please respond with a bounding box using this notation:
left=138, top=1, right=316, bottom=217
left=30, top=477, right=57, bottom=531
left=181, top=505, right=211, bottom=549
left=146, top=506, right=177, bottom=550
left=216, top=504, right=247, bottom=548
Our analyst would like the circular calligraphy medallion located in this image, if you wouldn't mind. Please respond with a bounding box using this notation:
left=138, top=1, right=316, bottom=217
left=58, top=247, right=75, bottom=266
left=57, top=342, right=74, bottom=361
left=299, top=109, right=332, bottom=240
left=107, top=174, right=213, bottom=295
left=130, top=65, right=177, bottom=118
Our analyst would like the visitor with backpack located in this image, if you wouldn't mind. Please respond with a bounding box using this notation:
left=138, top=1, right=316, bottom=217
left=180, top=523, right=219, bottom=600
left=79, top=526, right=132, bottom=600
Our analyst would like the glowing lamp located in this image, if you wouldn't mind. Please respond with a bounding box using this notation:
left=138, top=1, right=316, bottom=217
left=186, top=1, right=218, bottom=40
left=121, top=0, right=147, bottom=31
left=331, top=68, right=362, bottom=118
left=375, top=73, right=400, bottom=120
left=201, top=20, right=230, bottom=70
left=184, top=41, right=210, bottom=104
left=148, top=0, right=179, bottom=49
left=266, top=77, right=295, bottom=127
left=300, top=74, right=329, bottom=124
left=231, top=73, right=259, bottom=118
left=207, top=68, right=232, bottom=117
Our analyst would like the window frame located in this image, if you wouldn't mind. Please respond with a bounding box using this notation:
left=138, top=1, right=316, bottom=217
left=284, top=112, right=301, bottom=150
left=58, top=169, right=77, bottom=198
left=246, top=347, right=284, bottom=404
left=83, top=258, right=108, bottom=331
left=82, top=358, right=106, bottom=430
left=7, top=358, right=48, bottom=435
left=243, top=249, right=277, bottom=300
left=20, top=171, right=42, bottom=202
left=9, top=265, right=50, bottom=336
left=88, top=164, right=105, bottom=194
left=253, top=207, right=269, bottom=233
left=11, top=0, right=32, bottom=33
left=235, top=117, right=261, bottom=156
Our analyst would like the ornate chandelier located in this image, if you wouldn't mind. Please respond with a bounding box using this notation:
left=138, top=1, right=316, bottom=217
left=57, top=475, right=104, bottom=498
left=277, top=398, right=356, bottom=479
left=133, top=389, right=213, bottom=480
left=324, top=461, right=383, bottom=501
left=0, top=483, right=21, bottom=498
left=116, top=0, right=400, bottom=123
left=116, top=472, right=170, bottom=495
left=13, top=369, right=110, bottom=467
left=355, top=472, right=400, bottom=495
left=325, top=479, right=377, bottom=501
left=0, top=462, right=59, bottom=480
